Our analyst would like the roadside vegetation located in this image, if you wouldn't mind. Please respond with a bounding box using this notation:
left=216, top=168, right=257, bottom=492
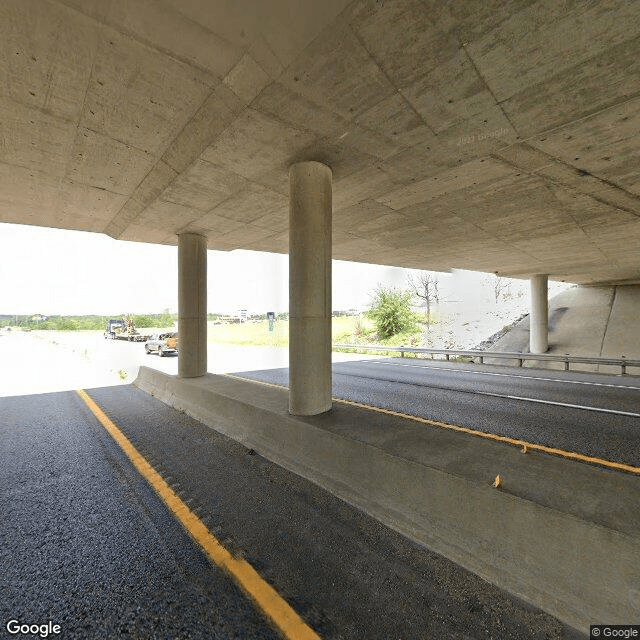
left=207, top=318, right=289, bottom=347
left=2, top=273, right=531, bottom=357
left=367, top=287, right=418, bottom=339
left=0, top=311, right=288, bottom=332
left=333, top=287, right=432, bottom=357
left=1, top=283, right=432, bottom=355
left=206, top=316, right=367, bottom=348
left=206, top=287, right=430, bottom=355
left=0, top=313, right=176, bottom=331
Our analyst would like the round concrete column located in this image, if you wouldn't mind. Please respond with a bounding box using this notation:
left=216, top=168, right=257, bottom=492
left=530, top=274, right=548, bottom=354
left=289, top=161, right=332, bottom=416
left=178, top=232, right=207, bottom=378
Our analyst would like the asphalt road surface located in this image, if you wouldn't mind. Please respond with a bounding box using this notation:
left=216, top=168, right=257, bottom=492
left=0, top=331, right=377, bottom=397
left=1, top=385, right=585, bottom=639
left=236, top=358, right=640, bottom=468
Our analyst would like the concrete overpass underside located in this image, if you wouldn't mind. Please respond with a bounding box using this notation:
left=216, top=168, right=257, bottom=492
left=3, top=2, right=640, bottom=634
left=2, top=0, right=640, bottom=285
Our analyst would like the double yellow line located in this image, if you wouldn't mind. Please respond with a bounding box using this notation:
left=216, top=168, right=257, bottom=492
left=77, top=389, right=321, bottom=640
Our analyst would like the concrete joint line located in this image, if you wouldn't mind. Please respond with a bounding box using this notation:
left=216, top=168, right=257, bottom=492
left=599, top=285, right=618, bottom=358
left=460, top=43, right=520, bottom=138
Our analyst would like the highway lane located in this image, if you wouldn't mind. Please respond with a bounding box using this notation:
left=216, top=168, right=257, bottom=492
left=235, top=359, right=640, bottom=468
left=0, top=391, right=280, bottom=640
left=1, top=386, right=585, bottom=639
left=0, top=331, right=379, bottom=397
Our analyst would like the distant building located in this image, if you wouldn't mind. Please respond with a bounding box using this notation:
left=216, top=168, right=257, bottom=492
left=238, top=309, right=248, bottom=323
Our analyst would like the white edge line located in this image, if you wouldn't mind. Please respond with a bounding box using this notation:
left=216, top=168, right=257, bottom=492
left=484, top=391, right=640, bottom=418
left=366, top=360, right=640, bottom=390
left=232, top=370, right=640, bottom=419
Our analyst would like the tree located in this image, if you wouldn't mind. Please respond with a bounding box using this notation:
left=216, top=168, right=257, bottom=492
left=489, top=274, right=511, bottom=304
left=56, top=317, right=77, bottom=331
left=132, top=315, right=155, bottom=328
left=367, top=287, right=417, bottom=339
left=407, top=271, right=440, bottom=324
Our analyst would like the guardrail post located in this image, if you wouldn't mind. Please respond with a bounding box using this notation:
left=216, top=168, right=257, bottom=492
left=564, top=354, right=570, bottom=372
left=621, top=356, right=626, bottom=375
left=445, top=354, right=450, bottom=361
left=401, top=346, right=405, bottom=358
left=518, top=357, right=523, bottom=367
left=479, top=355, right=484, bottom=364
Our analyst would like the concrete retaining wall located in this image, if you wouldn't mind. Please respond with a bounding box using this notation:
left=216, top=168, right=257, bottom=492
left=489, top=284, right=640, bottom=374
left=135, top=367, right=640, bottom=634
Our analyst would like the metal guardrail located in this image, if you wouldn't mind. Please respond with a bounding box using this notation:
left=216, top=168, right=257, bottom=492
left=333, top=344, right=640, bottom=375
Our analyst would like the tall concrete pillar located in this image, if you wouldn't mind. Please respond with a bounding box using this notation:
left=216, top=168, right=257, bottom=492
left=178, top=232, right=207, bottom=378
left=530, top=274, right=548, bottom=354
left=289, top=161, right=332, bottom=416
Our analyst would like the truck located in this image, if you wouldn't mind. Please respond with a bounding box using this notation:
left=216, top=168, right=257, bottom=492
left=103, top=318, right=150, bottom=342
left=144, top=332, right=178, bottom=356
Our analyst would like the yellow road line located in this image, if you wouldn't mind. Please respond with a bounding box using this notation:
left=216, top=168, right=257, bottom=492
left=76, top=389, right=321, bottom=640
left=224, top=374, right=640, bottom=476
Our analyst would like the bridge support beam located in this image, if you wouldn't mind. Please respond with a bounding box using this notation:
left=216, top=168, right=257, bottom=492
left=178, top=232, right=207, bottom=378
left=289, top=161, right=332, bottom=416
left=530, top=274, right=548, bottom=354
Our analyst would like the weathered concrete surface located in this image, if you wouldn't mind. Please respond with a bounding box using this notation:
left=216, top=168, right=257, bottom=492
left=289, top=161, right=332, bottom=415
left=134, top=366, right=640, bottom=634
left=601, top=286, right=640, bottom=360
left=488, top=284, right=640, bottom=372
left=2, top=1, right=640, bottom=284
left=178, top=232, right=207, bottom=378
left=530, top=274, right=548, bottom=354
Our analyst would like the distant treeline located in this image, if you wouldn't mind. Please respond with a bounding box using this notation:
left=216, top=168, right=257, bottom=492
left=0, top=314, right=177, bottom=331
left=0, top=311, right=296, bottom=331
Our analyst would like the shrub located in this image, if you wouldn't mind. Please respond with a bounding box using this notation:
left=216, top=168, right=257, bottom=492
left=367, top=287, right=418, bottom=339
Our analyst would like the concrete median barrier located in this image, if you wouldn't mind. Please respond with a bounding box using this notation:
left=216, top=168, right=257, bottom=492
left=134, top=366, right=640, bottom=633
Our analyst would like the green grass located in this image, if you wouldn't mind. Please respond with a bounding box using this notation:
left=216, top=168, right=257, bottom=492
left=207, top=317, right=365, bottom=348
left=207, top=320, right=288, bottom=347
left=207, top=316, right=430, bottom=353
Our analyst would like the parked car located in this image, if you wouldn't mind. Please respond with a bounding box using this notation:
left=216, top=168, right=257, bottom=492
left=144, top=332, right=178, bottom=357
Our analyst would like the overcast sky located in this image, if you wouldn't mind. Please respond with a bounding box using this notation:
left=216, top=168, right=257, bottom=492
left=0, top=223, right=420, bottom=316
left=0, top=223, right=570, bottom=318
